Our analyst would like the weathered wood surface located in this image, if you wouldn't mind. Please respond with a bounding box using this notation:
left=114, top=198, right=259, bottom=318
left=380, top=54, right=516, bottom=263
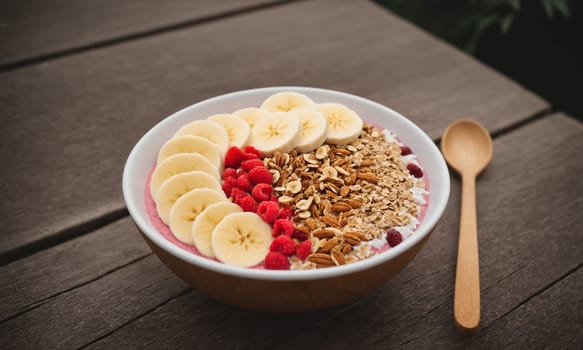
left=0, top=0, right=548, bottom=261
left=0, top=217, right=150, bottom=322
left=2, top=114, right=580, bottom=349
left=0, top=0, right=285, bottom=68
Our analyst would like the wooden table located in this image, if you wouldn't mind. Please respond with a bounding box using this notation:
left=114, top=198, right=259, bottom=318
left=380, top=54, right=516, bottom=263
left=1, top=1, right=581, bottom=348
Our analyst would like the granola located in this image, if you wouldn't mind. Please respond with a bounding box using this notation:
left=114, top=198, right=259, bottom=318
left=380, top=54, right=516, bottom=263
left=265, top=124, right=428, bottom=269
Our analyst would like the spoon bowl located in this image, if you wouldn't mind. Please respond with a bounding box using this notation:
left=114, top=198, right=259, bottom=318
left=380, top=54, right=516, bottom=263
left=442, top=119, right=493, bottom=176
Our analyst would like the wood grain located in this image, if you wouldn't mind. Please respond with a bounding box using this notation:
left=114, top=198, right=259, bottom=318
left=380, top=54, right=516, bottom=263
left=0, top=0, right=548, bottom=259
left=0, top=0, right=284, bottom=68
left=0, top=217, right=150, bottom=321
left=4, top=114, right=577, bottom=349
left=0, top=255, right=187, bottom=350
left=464, top=267, right=582, bottom=349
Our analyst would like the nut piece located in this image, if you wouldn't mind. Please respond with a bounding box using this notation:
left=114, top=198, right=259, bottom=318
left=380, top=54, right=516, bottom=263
left=278, top=196, right=293, bottom=205
left=322, top=166, right=338, bottom=178
left=331, top=202, right=352, bottom=213
left=312, top=229, right=336, bottom=239
left=356, top=173, right=379, bottom=184
left=347, top=199, right=362, bottom=209
left=318, top=238, right=339, bottom=253
left=315, top=145, right=330, bottom=159
left=330, top=247, right=346, bottom=265
left=296, top=197, right=313, bottom=211
left=343, top=232, right=361, bottom=246
left=286, top=180, right=302, bottom=194
left=297, top=211, right=311, bottom=219
left=320, top=215, right=340, bottom=228
left=307, top=253, right=334, bottom=267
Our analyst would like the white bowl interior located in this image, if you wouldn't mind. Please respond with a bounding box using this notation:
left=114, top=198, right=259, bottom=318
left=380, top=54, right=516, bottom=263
left=123, top=86, right=450, bottom=281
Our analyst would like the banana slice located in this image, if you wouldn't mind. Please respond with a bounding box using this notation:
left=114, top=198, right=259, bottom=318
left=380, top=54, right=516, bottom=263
left=173, top=120, right=230, bottom=155
left=155, top=171, right=223, bottom=224
left=207, top=114, right=251, bottom=148
left=192, top=202, right=242, bottom=258
left=211, top=212, right=273, bottom=267
left=260, top=92, right=315, bottom=112
left=294, top=108, right=329, bottom=153
left=157, top=135, right=222, bottom=168
left=249, top=112, right=300, bottom=156
left=150, top=153, right=220, bottom=199
left=168, top=188, right=228, bottom=245
left=233, top=107, right=268, bottom=128
left=316, top=103, right=363, bottom=145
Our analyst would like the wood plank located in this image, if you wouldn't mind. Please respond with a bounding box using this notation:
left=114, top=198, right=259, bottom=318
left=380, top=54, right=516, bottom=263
left=0, top=255, right=187, bottom=350
left=9, top=113, right=570, bottom=349
left=464, top=267, right=583, bottom=349
left=0, top=0, right=548, bottom=263
left=0, top=0, right=285, bottom=68
left=0, top=217, right=150, bottom=321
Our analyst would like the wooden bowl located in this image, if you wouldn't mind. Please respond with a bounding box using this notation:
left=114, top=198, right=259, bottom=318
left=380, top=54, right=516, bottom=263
left=123, top=87, right=450, bottom=312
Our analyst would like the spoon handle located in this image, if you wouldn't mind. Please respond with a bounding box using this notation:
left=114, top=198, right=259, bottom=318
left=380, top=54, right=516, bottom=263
left=454, top=174, right=481, bottom=331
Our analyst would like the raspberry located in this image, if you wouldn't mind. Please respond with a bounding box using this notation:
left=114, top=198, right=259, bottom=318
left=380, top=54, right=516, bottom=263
left=252, top=183, right=273, bottom=202
left=400, top=146, right=412, bottom=156
left=236, top=169, right=247, bottom=178
left=248, top=166, right=273, bottom=184
left=264, top=252, right=290, bottom=270
left=230, top=188, right=246, bottom=203
left=244, top=146, right=263, bottom=158
left=270, top=235, right=296, bottom=256
left=292, top=227, right=309, bottom=241
left=224, top=146, right=244, bottom=168
left=241, top=158, right=264, bottom=172
left=239, top=195, right=258, bottom=212
left=221, top=177, right=237, bottom=197
left=272, top=219, right=294, bottom=237
left=407, top=163, right=423, bottom=178
left=278, top=207, right=293, bottom=219
left=270, top=195, right=278, bottom=203
left=236, top=175, right=252, bottom=192
left=222, top=168, right=237, bottom=179
left=386, top=229, right=403, bottom=247
left=242, top=152, right=258, bottom=160
left=295, top=240, right=312, bottom=260
left=257, top=201, right=279, bottom=224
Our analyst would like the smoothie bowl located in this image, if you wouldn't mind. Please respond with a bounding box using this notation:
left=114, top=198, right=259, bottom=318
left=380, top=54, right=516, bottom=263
left=122, top=86, right=450, bottom=312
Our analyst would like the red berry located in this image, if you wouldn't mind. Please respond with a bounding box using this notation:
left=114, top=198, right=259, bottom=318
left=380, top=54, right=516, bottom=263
left=270, top=195, right=278, bottom=203
left=239, top=195, right=258, bottom=212
left=407, top=163, right=423, bottom=178
left=221, top=177, right=237, bottom=197
left=400, top=146, right=412, bottom=156
left=241, top=158, right=264, bottom=172
left=270, top=235, right=296, bottom=256
left=222, top=168, right=237, bottom=179
left=264, top=252, right=290, bottom=270
left=292, top=227, right=309, bottom=241
left=257, top=201, right=279, bottom=224
left=278, top=207, right=293, bottom=219
left=230, top=188, right=247, bottom=203
left=248, top=166, right=273, bottom=184
left=236, top=175, right=252, bottom=192
left=236, top=169, right=247, bottom=178
left=386, top=229, right=403, bottom=247
left=252, top=183, right=273, bottom=202
left=224, top=146, right=244, bottom=168
left=244, top=146, right=263, bottom=158
left=242, top=152, right=258, bottom=160
left=295, top=240, right=312, bottom=260
left=272, top=219, right=294, bottom=237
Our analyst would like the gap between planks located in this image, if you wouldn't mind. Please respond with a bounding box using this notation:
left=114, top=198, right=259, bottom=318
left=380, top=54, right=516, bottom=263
left=0, top=108, right=561, bottom=267
left=0, top=0, right=302, bottom=73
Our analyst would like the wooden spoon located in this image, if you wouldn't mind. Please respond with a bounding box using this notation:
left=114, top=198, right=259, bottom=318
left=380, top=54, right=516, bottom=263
left=441, top=119, right=493, bottom=332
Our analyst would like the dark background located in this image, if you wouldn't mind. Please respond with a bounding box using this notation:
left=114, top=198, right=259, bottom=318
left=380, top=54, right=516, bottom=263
left=376, top=0, right=583, bottom=121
